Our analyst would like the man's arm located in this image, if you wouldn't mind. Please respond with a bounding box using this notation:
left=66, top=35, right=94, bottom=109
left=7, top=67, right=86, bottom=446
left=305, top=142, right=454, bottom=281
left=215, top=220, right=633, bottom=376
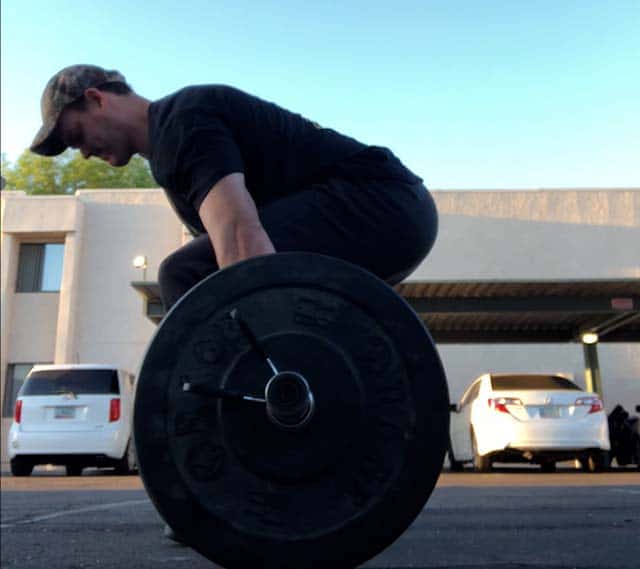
left=198, top=172, right=276, bottom=269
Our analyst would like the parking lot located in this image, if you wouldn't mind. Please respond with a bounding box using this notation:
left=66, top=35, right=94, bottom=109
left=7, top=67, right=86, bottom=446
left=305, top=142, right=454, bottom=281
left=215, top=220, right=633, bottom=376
left=2, top=466, right=639, bottom=569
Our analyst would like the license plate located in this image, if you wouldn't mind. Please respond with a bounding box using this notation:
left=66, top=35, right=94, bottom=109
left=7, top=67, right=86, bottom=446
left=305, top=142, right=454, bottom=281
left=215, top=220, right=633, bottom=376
left=528, top=405, right=567, bottom=418
left=54, top=406, right=76, bottom=419
left=540, top=407, right=560, bottom=418
left=539, top=405, right=567, bottom=418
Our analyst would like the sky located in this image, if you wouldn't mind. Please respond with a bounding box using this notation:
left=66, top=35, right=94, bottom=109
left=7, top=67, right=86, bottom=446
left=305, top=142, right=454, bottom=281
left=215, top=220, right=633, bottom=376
left=1, top=0, right=639, bottom=189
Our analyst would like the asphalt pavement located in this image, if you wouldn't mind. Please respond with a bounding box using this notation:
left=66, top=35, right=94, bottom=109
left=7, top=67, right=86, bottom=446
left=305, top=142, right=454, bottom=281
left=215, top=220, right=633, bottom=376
left=1, top=467, right=639, bottom=569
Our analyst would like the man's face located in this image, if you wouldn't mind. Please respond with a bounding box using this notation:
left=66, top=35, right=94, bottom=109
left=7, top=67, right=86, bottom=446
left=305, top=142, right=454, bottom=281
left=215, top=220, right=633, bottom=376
left=56, top=92, right=134, bottom=167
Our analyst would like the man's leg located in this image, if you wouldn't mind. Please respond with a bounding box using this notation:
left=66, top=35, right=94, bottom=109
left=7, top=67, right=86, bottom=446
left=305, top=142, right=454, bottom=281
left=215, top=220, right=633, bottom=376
left=259, top=177, right=438, bottom=283
left=157, top=237, right=219, bottom=542
left=157, top=177, right=437, bottom=542
left=158, top=234, right=219, bottom=311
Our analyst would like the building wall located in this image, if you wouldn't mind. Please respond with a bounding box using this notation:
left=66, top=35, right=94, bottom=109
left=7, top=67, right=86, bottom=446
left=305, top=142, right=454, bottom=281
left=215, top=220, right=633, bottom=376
left=70, top=190, right=182, bottom=372
left=0, top=189, right=183, bottom=464
left=8, top=294, right=59, bottom=362
left=414, top=190, right=640, bottom=407
left=411, top=190, right=640, bottom=281
left=1, top=188, right=638, bottom=465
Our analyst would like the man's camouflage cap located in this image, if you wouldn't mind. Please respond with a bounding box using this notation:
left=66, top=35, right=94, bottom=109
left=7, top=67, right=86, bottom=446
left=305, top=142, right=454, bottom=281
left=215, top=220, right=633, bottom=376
left=30, top=64, right=126, bottom=156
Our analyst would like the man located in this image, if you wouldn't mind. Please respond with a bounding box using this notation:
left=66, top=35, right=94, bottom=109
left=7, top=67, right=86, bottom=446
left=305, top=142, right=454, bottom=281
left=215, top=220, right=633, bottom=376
left=31, top=64, right=438, bottom=314
left=31, top=65, right=438, bottom=541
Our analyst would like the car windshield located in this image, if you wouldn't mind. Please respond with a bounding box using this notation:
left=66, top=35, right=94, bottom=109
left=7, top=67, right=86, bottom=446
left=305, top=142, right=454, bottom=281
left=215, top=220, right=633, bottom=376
left=21, top=370, right=119, bottom=396
left=491, top=375, right=581, bottom=391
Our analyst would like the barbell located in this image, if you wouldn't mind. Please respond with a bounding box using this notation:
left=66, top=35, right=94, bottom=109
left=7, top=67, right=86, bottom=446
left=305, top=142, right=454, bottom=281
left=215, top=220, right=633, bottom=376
left=134, top=252, right=449, bottom=568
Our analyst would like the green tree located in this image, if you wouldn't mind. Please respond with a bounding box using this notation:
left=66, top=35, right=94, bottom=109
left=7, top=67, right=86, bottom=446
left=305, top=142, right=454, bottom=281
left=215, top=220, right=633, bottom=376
left=3, top=150, right=62, bottom=194
left=58, top=151, right=156, bottom=193
left=2, top=149, right=156, bottom=195
left=1, top=153, right=11, bottom=189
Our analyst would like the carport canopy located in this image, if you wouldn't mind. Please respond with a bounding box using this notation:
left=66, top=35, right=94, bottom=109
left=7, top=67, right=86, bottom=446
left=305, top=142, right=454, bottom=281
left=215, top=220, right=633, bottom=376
left=396, top=279, right=639, bottom=344
left=132, top=278, right=640, bottom=343
left=131, top=278, right=639, bottom=398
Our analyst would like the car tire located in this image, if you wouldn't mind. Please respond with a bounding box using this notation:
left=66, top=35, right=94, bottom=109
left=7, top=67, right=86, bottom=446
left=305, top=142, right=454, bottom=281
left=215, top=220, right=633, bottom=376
left=114, top=440, right=137, bottom=475
left=541, top=462, right=556, bottom=473
left=471, top=431, right=491, bottom=473
left=10, top=457, right=34, bottom=477
left=448, top=439, right=465, bottom=472
left=66, top=464, right=83, bottom=476
left=614, top=453, right=629, bottom=467
left=580, top=451, right=610, bottom=473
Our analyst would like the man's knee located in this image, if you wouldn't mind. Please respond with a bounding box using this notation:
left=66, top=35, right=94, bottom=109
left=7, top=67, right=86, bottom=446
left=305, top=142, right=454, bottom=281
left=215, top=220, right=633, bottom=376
left=158, top=250, right=186, bottom=311
left=158, top=252, right=176, bottom=291
left=158, top=236, right=220, bottom=311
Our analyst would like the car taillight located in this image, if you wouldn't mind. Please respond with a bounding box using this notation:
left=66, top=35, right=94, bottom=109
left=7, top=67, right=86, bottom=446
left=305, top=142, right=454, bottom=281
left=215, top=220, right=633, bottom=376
left=488, top=397, right=523, bottom=414
left=14, top=400, right=22, bottom=423
left=575, top=396, right=603, bottom=414
left=109, top=398, right=121, bottom=422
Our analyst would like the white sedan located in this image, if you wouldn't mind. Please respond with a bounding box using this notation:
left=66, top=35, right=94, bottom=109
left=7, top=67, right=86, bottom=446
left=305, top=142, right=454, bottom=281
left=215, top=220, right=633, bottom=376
left=448, top=373, right=610, bottom=472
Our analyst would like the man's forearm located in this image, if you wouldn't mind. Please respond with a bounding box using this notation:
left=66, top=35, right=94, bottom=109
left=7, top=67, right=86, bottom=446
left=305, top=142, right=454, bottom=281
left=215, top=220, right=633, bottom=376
left=212, top=218, right=276, bottom=269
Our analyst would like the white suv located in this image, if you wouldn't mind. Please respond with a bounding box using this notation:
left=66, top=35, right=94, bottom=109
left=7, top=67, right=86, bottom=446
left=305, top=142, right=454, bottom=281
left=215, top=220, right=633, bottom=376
left=8, top=364, right=137, bottom=476
left=448, top=373, right=611, bottom=472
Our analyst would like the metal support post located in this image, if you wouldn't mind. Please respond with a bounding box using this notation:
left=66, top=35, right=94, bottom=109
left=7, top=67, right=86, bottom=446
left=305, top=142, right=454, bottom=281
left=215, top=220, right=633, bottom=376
left=583, top=341, right=603, bottom=400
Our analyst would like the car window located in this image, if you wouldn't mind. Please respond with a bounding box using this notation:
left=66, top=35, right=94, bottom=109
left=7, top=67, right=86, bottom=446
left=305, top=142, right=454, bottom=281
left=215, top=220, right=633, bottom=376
left=490, top=375, right=581, bottom=391
left=20, top=370, right=120, bottom=396
left=460, top=381, right=481, bottom=407
left=459, top=387, right=471, bottom=407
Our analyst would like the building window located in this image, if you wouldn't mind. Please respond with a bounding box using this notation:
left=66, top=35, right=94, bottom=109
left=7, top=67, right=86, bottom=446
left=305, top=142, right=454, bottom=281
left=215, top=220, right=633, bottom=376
left=16, top=243, right=64, bottom=292
left=3, top=363, right=36, bottom=417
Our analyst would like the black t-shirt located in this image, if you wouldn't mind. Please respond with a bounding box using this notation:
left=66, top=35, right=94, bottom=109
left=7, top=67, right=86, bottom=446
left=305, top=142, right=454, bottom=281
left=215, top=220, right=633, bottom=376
left=147, top=85, right=420, bottom=235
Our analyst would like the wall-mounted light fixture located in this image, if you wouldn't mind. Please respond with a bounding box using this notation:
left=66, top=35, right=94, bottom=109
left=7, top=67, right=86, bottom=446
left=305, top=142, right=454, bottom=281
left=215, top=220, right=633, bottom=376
left=133, top=255, right=148, bottom=281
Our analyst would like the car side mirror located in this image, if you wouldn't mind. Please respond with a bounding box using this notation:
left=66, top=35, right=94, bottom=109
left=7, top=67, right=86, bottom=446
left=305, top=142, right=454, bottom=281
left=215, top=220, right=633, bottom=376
left=636, top=405, right=640, bottom=414
left=449, top=403, right=458, bottom=413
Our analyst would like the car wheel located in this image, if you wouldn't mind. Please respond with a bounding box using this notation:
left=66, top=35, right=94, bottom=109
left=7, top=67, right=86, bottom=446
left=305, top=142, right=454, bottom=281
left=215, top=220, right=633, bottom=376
left=66, top=464, right=83, bottom=476
left=541, top=462, right=556, bottom=473
left=448, top=439, right=464, bottom=472
left=614, top=453, right=629, bottom=467
left=471, top=431, right=491, bottom=472
left=10, top=457, right=34, bottom=477
left=580, top=451, right=610, bottom=473
left=114, top=440, right=137, bottom=475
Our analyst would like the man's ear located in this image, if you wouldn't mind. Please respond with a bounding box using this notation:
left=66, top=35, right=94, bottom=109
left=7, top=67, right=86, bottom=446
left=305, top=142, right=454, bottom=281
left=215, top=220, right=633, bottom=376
left=83, top=87, right=105, bottom=108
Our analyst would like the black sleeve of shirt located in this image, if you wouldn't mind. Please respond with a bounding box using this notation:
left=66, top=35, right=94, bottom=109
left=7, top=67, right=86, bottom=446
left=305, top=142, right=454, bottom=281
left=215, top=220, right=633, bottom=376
left=169, top=110, right=245, bottom=211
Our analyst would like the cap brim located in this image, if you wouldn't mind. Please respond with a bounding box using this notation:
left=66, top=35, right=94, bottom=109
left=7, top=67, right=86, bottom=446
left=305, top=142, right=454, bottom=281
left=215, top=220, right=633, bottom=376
left=30, top=120, right=67, bottom=156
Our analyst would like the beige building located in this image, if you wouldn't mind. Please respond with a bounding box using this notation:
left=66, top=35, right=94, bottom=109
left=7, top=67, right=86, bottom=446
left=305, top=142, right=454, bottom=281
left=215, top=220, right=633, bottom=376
left=1, top=188, right=639, bottom=466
